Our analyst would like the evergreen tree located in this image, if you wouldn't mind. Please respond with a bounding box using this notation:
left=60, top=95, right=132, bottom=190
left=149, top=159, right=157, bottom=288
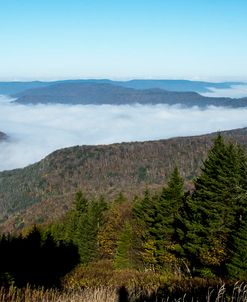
left=133, top=190, right=159, bottom=269
left=114, top=222, right=134, bottom=269
left=154, top=167, right=185, bottom=270
left=233, top=145, right=247, bottom=228
left=133, top=189, right=157, bottom=235
left=76, top=197, right=107, bottom=263
left=48, top=192, right=108, bottom=263
left=133, top=168, right=185, bottom=271
left=155, top=167, right=184, bottom=240
left=75, top=212, right=93, bottom=263
left=63, top=192, right=89, bottom=243
left=184, top=135, right=247, bottom=276
left=227, top=217, right=247, bottom=279
left=172, top=193, right=196, bottom=276
left=75, top=190, right=88, bottom=213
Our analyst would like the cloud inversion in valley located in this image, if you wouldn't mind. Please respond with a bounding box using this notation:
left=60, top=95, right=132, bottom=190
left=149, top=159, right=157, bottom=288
left=202, top=85, right=247, bottom=98
left=0, top=95, right=246, bottom=171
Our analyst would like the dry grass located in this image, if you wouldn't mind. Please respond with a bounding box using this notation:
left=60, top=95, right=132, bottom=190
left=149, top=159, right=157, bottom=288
left=0, top=286, right=117, bottom=302
left=0, top=282, right=247, bottom=302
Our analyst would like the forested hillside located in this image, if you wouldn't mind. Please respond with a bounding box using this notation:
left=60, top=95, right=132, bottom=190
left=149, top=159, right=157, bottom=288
left=45, top=134, right=247, bottom=280
left=0, top=134, right=247, bottom=300
left=0, top=127, right=246, bottom=232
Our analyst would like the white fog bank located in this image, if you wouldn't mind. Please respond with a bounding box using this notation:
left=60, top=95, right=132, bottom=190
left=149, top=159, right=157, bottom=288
left=0, top=95, right=246, bottom=171
left=202, top=84, right=247, bottom=98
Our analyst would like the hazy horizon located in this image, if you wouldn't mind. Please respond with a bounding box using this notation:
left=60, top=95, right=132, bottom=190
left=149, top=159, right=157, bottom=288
left=1, top=77, right=247, bottom=83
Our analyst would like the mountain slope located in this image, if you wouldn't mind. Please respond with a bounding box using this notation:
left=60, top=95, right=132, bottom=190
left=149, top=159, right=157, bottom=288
left=0, top=127, right=247, bottom=232
left=13, top=83, right=247, bottom=107
left=0, top=79, right=245, bottom=95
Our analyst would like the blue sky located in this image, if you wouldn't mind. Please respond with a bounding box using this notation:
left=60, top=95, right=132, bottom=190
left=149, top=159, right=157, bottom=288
left=0, top=0, right=247, bottom=81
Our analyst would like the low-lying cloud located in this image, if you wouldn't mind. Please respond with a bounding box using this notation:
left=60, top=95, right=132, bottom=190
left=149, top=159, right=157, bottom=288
left=202, top=85, right=247, bottom=98
left=0, top=95, right=247, bottom=171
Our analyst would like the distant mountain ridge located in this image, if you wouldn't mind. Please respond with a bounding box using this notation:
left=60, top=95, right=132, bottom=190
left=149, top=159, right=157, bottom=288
left=0, top=132, right=7, bottom=141
left=13, top=82, right=247, bottom=107
left=0, top=79, right=245, bottom=95
left=0, top=127, right=247, bottom=232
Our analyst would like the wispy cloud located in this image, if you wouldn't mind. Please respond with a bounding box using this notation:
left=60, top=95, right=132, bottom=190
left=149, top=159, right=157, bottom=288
left=0, top=95, right=246, bottom=171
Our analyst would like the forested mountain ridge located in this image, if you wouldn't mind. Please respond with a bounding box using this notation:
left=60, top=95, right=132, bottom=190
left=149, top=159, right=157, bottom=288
left=13, top=82, right=247, bottom=107
left=0, top=79, right=244, bottom=95
left=0, top=131, right=7, bottom=141
left=0, top=127, right=247, bottom=233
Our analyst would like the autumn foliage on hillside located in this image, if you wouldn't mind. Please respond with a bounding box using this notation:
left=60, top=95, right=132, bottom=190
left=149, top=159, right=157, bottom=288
left=0, top=134, right=247, bottom=301
left=48, top=135, right=247, bottom=279
left=0, top=127, right=247, bottom=233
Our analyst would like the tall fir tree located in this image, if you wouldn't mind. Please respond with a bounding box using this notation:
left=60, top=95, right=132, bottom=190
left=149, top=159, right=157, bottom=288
left=154, top=167, right=185, bottom=270
left=227, top=216, right=247, bottom=279
left=183, top=135, right=247, bottom=276
left=76, top=196, right=108, bottom=263
left=133, top=168, right=185, bottom=271
left=133, top=189, right=157, bottom=232
left=114, top=222, right=134, bottom=269
left=133, top=189, right=159, bottom=269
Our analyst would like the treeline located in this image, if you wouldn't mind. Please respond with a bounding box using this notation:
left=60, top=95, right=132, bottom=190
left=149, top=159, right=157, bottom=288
left=0, top=227, right=79, bottom=287
left=0, top=134, right=247, bottom=288
left=47, top=134, right=247, bottom=280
